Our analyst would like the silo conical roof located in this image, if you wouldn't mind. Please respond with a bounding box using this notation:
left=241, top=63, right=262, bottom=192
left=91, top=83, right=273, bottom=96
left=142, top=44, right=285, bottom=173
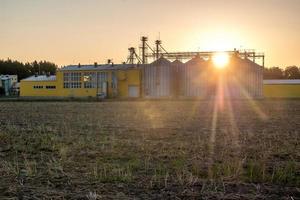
left=172, top=60, right=183, bottom=65
left=150, top=57, right=172, bottom=66
left=185, top=55, right=205, bottom=66
left=232, top=55, right=263, bottom=70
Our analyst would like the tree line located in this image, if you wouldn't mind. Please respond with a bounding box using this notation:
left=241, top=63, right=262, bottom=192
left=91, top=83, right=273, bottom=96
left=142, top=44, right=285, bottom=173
left=0, top=59, right=57, bottom=80
left=264, top=66, right=300, bottom=79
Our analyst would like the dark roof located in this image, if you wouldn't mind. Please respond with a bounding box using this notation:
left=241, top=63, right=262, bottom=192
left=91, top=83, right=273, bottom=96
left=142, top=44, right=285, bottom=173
left=59, top=64, right=142, bottom=71
left=22, top=75, right=56, bottom=82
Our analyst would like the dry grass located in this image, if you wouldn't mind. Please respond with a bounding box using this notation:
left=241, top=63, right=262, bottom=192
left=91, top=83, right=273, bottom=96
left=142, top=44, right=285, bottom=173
left=0, top=100, right=299, bottom=199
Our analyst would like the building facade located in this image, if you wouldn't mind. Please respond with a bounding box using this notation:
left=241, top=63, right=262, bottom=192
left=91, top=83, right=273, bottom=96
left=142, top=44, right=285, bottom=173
left=20, top=64, right=141, bottom=98
left=23, top=57, right=300, bottom=99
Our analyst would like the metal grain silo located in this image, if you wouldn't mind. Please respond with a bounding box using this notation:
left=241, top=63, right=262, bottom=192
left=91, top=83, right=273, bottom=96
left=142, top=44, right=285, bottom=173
left=171, top=60, right=184, bottom=97
left=226, top=55, right=263, bottom=99
left=143, top=57, right=173, bottom=98
left=180, top=54, right=263, bottom=99
left=243, top=57, right=264, bottom=98
left=182, top=56, right=210, bottom=98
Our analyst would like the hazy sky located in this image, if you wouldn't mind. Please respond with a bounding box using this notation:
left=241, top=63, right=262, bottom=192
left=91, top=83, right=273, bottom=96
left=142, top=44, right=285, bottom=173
left=1, top=0, right=300, bottom=67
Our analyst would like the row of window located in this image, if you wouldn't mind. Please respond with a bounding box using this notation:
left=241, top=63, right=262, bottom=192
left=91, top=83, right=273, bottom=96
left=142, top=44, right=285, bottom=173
left=46, top=86, right=56, bottom=89
left=33, top=72, right=112, bottom=90
left=63, top=72, right=81, bottom=82
left=63, top=72, right=108, bottom=89
left=64, top=72, right=82, bottom=89
left=63, top=82, right=82, bottom=88
left=33, top=86, right=56, bottom=89
left=33, top=86, right=43, bottom=89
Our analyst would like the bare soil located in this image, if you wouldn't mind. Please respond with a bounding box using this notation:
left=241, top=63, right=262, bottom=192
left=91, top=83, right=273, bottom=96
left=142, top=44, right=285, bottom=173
left=0, top=100, right=299, bottom=199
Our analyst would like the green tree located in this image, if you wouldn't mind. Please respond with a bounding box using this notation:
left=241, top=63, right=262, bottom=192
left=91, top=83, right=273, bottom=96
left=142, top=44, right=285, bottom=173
left=284, top=66, right=300, bottom=79
left=0, top=58, right=58, bottom=80
left=264, top=67, right=284, bottom=79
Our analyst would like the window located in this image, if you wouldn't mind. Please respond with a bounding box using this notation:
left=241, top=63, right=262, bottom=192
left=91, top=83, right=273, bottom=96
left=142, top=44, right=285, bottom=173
left=97, top=72, right=108, bottom=87
left=46, top=86, right=56, bottom=89
left=63, top=72, right=82, bottom=88
left=111, top=71, right=117, bottom=89
left=83, top=72, right=96, bottom=88
left=33, top=86, right=43, bottom=89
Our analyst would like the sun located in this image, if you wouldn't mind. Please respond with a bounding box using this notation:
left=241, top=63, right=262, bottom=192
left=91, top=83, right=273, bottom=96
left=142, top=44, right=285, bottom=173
left=212, top=53, right=229, bottom=68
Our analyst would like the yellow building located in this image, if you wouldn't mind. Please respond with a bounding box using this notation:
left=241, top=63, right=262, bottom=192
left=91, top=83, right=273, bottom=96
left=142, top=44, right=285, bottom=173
left=264, top=79, right=300, bottom=98
left=20, top=75, right=58, bottom=97
left=20, top=64, right=141, bottom=98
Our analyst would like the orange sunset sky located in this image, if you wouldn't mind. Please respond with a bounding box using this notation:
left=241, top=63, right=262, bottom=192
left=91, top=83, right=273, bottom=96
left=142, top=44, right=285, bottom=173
left=0, top=0, right=300, bottom=67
